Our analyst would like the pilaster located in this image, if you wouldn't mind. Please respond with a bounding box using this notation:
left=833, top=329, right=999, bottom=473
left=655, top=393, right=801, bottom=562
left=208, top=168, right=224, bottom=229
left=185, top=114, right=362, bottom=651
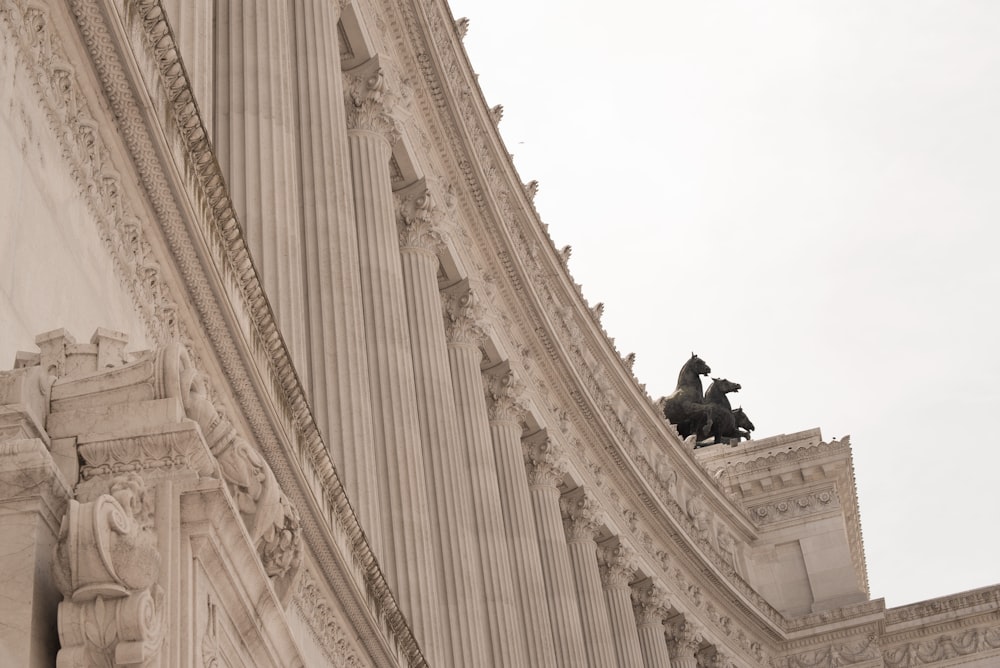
left=396, top=180, right=490, bottom=666
left=523, top=429, right=589, bottom=667
left=484, top=367, right=559, bottom=666
left=292, top=0, right=382, bottom=554
left=562, top=488, right=618, bottom=668
left=444, top=281, right=528, bottom=666
left=344, top=56, right=444, bottom=664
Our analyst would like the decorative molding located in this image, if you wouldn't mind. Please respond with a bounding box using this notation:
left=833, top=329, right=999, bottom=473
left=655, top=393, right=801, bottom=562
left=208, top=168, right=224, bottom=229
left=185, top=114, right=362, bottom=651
left=599, top=543, right=637, bottom=589
left=631, top=580, right=671, bottom=625
left=778, top=634, right=880, bottom=668
left=882, top=624, right=1000, bottom=667
left=747, top=488, right=838, bottom=525
left=294, top=570, right=365, bottom=668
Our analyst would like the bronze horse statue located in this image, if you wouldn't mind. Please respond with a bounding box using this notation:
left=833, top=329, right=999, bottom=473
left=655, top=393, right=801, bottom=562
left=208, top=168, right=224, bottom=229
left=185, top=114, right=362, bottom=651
left=698, top=378, right=751, bottom=445
left=733, top=407, right=755, bottom=441
left=661, top=355, right=756, bottom=447
left=661, top=353, right=716, bottom=440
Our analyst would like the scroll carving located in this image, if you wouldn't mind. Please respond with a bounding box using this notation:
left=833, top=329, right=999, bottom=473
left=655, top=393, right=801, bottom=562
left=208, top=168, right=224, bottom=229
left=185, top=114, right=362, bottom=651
left=599, top=543, right=637, bottom=588
left=53, top=473, right=165, bottom=667
left=344, top=56, right=401, bottom=142
left=522, top=430, right=565, bottom=488
left=396, top=180, right=450, bottom=252
left=483, top=364, right=525, bottom=424
left=442, top=279, right=487, bottom=346
left=561, top=489, right=603, bottom=543
left=631, top=581, right=671, bottom=626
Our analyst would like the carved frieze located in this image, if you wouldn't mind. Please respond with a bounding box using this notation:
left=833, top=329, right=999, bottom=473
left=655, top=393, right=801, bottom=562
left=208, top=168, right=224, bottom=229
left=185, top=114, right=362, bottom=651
left=882, top=625, right=1000, bottom=666
left=747, top=488, right=838, bottom=525
left=294, top=570, right=365, bottom=667
left=778, top=634, right=881, bottom=668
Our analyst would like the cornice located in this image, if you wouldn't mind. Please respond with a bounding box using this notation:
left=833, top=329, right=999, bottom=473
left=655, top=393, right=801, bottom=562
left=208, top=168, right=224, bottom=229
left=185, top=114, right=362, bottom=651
left=9, top=0, right=424, bottom=664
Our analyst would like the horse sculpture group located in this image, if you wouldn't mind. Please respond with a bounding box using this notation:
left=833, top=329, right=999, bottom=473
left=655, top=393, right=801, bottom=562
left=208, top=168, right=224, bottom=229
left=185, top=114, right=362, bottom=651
left=660, top=353, right=755, bottom=447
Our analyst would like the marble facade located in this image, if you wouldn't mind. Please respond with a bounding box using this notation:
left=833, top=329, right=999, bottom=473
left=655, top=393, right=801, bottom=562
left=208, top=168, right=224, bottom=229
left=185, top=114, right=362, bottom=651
left=0, top=0, right=997, bottom=666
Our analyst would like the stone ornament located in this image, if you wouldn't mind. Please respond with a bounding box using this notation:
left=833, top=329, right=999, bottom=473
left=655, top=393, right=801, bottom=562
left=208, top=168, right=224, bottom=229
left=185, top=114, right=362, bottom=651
left=344, top=55, right=402, bottom=141
left=631, top=580, right=672, bottom=625
left=560, top=488, right=604, bottom=543
left=53, top=473, right=165, bottom=667
left=396, top=179, right=452, bottom=252
left=160, top=343, right=301, bottom=580
left=522, top=430, right=566, bottom=488
left=442, top=279, right=488, bottom=345
left=599, top=543, right=637, bottom=588
left=483, top=364, right=526, bottom=424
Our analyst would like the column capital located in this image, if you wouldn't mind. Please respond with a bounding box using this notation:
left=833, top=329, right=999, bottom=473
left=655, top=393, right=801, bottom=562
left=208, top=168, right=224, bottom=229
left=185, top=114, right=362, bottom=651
left=560, top=488, right=603, bottom=543
left=483, top=363, right=526, bottom=424
left=631, top=580, right=672, bottom=626
left=599, top=542, right=637, bottom=588
left=344, top=55, right=401, bottom=142
left=666, top=619, right=705, bottom=659
left=441, top=279, right=487, bottom=346
left=396, top=178, right=452, bottom=252
left=522, top=429, right=565, bottom=488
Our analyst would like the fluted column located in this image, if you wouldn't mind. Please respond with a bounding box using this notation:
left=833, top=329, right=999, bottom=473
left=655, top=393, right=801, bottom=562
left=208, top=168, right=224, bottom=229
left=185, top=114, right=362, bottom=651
left=562, top=488, right=617, bottom=668
left=344, top=58, right=444, bottom=664
left=162, top=0, right=212, bottom=121
left=443, top=281, right=529, bottom=667
left=292, top=0, right=381, bottom=551
left=214, top=1, right=308, bottom=384
left=600, top=543, right=644, bottom=668
left=632, top=581, right=673, bottom=668
left=395, top=181, right=490, bottom=666
left=524, top=430, right=589, bottom=667
left=666, top=620, right=704, bottom=668
left=484, top=368, right=559, bottom=667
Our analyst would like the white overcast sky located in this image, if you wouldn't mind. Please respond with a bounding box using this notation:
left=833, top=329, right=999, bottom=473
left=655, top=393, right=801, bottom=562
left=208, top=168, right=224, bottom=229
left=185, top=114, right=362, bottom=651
left=448, top=0, right=1000, bottom=608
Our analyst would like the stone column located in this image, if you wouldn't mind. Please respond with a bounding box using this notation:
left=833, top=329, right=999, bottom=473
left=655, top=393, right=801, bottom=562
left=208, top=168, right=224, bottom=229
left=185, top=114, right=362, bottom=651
left=666, top=619, right=704, bottom=668
left=484, top=367, right=559, bottom=667
left=213, top=0, right=308, bottom=385
left=443, top=281, right=528, bottom=667
left=524, top=430, right=589, bottom=667
left=632, top=581, right=673, bottom=668
left=600, top=543, right=644, bottom=668
left=161, top=0, right=212, bottom=121
left=395, top=181, right=490, bottom=667
left=291, top=0, right=381, bottom=551
left=343, top=57, right=444, bottom=665
left=562, top=488, right=618, bottom=668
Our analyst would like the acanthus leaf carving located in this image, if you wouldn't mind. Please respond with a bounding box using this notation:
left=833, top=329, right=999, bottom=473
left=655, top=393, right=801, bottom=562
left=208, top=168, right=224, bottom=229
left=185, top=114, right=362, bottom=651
left=442, top=278, right=487, bottom=346
left=483, top=363, right=526, bottom=424
left=522, top=429, right=565, bottom=488
left=344, top=56, right=401, bottom=143
left=560, top=487, right=603, bottom=543
left=599, top=542, right=637, bottom=589
left=396, top=179, right=451, bottom=252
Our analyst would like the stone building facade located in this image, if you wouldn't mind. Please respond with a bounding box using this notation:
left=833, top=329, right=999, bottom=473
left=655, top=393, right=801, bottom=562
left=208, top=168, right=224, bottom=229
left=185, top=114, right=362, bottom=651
left=0, top=0, right=997, bottom=666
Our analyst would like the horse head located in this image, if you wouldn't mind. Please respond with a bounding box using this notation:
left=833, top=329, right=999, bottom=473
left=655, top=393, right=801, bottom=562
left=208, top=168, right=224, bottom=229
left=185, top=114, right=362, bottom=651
left=734, top=407, right=755, bottom=433
left=707, top=377, right=741, bottom=397
left=684, top=353, right=711, bottom=377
